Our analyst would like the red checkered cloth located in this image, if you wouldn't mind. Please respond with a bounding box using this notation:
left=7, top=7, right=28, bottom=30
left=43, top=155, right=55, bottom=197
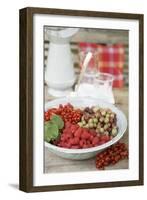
left=79, top=43, right=125, bottom=88
left=79, top=43, right=97, bottom=69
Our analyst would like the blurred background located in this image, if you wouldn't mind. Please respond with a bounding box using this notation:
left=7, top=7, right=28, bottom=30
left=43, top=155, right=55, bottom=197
left=44, top=27, right=128, bottom=89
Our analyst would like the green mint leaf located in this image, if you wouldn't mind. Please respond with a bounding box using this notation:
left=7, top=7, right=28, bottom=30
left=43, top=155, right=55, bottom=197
left=50, top=115, right=64, bottom=129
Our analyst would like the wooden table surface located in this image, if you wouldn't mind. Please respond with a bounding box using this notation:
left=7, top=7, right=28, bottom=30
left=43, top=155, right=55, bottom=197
left=44, top=87, right=128, bottom=173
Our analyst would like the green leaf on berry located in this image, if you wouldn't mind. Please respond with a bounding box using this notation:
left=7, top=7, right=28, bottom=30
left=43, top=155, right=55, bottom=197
left=44, top=121, right=59, bottom=142
left=44, top=115, right=64, bottom=143
left=50, top=115, right=64, bottom=129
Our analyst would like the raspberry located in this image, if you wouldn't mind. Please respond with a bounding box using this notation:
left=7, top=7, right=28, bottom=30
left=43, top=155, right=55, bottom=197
left=86, top=140, right=91, bottom=145
left=65, top=121, right=71, bottom=129
left=74, top=127, right=83, bottom=138
left=99, top=140, right=105, bottom=145
left=60, top=135, right=66, bottom=141
left=91, top=131, right=97, bottom=137
left=83, top=144, right=88, bottom=149
left=92, top=137, right=100, bottom=146
left=64, top=142, right=71, bottom=148
left=79, top=139, right=86, bottom=147
left=81, top=131, right=90, bottom=140
left=74, top=137, right=80, bottom=145
left=79, top=140, right=84, bottom=147
left=71, top=145, right=80, bottom=149
left=70, top=124, right=78, bottom=133
left=90, top=135, right=94, bottom=141
left=68, top=138, right=75, bottom=145
left=87, top=144, right=93, bottom=148
left=63, top=134, right=70, bottom=140
left=100, top=135, right=110, bottom=142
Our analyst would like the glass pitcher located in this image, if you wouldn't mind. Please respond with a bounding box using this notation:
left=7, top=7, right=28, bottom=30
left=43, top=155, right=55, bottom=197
left=77, top=51, right=115, bottom=104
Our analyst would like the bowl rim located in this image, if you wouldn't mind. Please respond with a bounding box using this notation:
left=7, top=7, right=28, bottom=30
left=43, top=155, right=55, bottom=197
left=44, top=97, right=127, bottom=154
left=45, top=96, right=118, bottom=110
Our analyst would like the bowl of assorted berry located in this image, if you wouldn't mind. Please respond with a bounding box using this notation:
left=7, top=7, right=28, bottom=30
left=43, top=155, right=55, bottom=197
left=44, top=97, right=127, bottom=160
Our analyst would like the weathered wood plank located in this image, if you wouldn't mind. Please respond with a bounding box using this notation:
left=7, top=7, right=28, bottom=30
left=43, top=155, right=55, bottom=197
left=44, top=28, right=128, bottom=44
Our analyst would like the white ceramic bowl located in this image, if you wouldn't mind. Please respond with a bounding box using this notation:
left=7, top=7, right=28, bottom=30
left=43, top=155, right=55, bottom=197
left=45, top=97, right=127, bottom=160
